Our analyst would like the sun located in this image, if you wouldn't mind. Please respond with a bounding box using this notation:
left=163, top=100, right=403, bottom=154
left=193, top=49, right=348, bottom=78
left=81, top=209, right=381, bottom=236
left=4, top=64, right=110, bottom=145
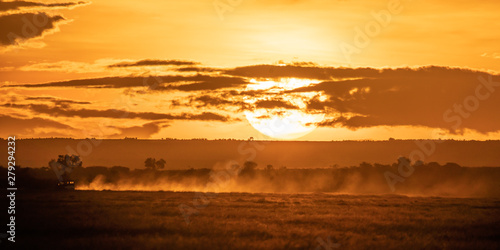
left=244, top=78, right=325, bottom=139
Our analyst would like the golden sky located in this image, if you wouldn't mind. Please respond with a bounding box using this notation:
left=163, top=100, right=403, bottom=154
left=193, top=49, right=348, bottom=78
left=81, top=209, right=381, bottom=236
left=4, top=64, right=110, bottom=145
left=1, top=0, right=500, bottom=140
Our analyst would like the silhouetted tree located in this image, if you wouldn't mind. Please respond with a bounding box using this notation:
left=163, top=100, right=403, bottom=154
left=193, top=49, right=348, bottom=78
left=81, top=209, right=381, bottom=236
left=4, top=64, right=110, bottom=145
left=360, top=162, right=373, bottom=168
left=239, top=161, right=257, bottom=177
left=397, top=156, right=411, bottom=166
left=266, top=165, right=274, bottom=171
left=414, top=160, right=424, bottom=167
left=265, top=164, right=276, bottom=180
left=330, top=164, right=340, bottom=169
left=144, top=158, right=156, bottom=170
left=144, top=157, right=166, bottom=170
left=444, top=162, right=461, bottom=169
left=156, top=158, right=166, bottom=170
left=427, top=162, right=441, bottom=168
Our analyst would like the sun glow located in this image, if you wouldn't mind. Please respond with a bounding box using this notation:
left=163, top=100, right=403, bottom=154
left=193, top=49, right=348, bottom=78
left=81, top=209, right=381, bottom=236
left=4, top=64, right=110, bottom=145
left=244, top=78, right=325, bottom=139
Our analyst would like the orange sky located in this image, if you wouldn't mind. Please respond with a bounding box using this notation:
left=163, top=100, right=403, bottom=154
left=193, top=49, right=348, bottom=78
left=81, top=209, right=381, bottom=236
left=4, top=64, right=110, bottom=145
left=1, top=0, right=500, bottom=140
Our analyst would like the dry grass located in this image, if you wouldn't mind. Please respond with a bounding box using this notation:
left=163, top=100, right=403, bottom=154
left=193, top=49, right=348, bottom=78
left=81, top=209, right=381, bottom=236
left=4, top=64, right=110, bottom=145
left=12, top=191, right=500, bottom=249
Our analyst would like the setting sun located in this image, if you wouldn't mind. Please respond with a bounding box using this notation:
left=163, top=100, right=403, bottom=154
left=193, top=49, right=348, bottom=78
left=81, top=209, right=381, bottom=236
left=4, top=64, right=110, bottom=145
left=244, top=77, right=324, bottom=139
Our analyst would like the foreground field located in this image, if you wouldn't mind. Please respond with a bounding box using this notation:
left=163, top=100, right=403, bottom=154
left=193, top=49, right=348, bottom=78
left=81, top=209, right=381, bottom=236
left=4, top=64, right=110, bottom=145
left=11, top=191, right=500, bottom=249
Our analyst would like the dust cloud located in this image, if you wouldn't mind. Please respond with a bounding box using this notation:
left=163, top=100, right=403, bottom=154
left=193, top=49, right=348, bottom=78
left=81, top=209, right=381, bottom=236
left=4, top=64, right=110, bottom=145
left=74, top=161, right=500, bottom=198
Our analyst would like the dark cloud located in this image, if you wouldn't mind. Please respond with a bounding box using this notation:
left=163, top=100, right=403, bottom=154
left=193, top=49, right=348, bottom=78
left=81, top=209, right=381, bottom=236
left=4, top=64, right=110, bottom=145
left=174, top=94, right=296, bottom=112
left=0, top=114, right=73, bottom=135
left=224, top=89, right=268, bottom=97
left=183, top=95, right=248, bottom=110
left=224, top=64, right=492, bottom=82
left=17, top=76, right=151, bottom=88
left=291, top=67, right=500, bottom=133
left=15, top=75, right=248, bottom=91
left=2, top=103, right=233, bottom=122
left=0, top=12, right=64, bottom=46
left=108, top=122, right=163, bottom=139
left=189, top=112, right=235, bottom=121
left=224, top=64, right=382, bottom=80
left=156, top=76, right=247, bottom=91
left=24, top=96, right=91, bottom=108
left=6, top=62, right=500, bottom=134
left=108, top=59, right=199, bottom=68
left=176, top=66, right=219, bottom=73
left=254, top=100, right=299, bottom=109
left=0, top=1, right=87, bottom=12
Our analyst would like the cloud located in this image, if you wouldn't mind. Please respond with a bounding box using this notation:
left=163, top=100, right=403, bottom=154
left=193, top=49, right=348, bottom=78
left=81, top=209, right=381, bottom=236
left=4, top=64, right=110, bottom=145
left=107, top=59, right=199, bottom=68
left=18, top=60, right=106, bottom=73
left=481, top=52, right=500, bottom=60
left=108, top=122, right=163, bottom=139
left=176, top=66, right=219, bottom=73
left=189, top=112, right=236, bottom=121
left=14, top=59, right=220, bottom=74
left=254, top=99, right=299, bottom=109
left=0, top=114, right=162, bottom=139
left=0, top=114, right=74, bottom=136
left=155, top=76, right=247, bottom=91
left=181, top=95, right=248, bottom=110
left=0, top=1, right=87, bottom=12
left=288, top=66, right=500, bottom=133
left=2, top=103, right=233, bottom=122
left=174, top=94, right=299, bottom=112
left=0, top=12, right=65, bottom=47
left=15, top=75, right=248, bottom=91
left=15, top=76, right=172, bottom=88
left=5, top=62, right=500, bottom=135
left=224, top=64, right=381, bottom=80
left=0, top=1, right=87, bottom=50
left=24, top=96, right=91, bottom=108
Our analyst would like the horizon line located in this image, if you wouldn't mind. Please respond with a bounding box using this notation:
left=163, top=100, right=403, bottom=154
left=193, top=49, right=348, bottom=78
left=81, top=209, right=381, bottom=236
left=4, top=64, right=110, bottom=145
left=2, top=137, right=500, bottom=142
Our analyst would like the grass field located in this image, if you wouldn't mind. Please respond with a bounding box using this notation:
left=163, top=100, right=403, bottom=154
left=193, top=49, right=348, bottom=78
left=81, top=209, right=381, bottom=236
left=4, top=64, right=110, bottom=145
left=11, top=191, right=500, bottom=249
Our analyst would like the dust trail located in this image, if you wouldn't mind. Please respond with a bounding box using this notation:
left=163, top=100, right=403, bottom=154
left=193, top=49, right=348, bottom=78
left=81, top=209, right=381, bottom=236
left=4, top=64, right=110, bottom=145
left=74, top=162, right=500, bottom=198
